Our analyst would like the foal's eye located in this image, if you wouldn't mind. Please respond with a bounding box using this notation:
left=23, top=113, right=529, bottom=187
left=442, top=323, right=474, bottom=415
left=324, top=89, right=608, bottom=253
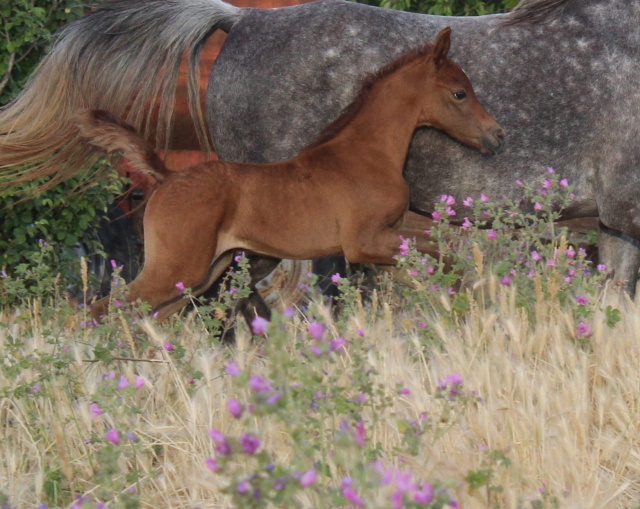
left=453, top=90, right=467, bottom=101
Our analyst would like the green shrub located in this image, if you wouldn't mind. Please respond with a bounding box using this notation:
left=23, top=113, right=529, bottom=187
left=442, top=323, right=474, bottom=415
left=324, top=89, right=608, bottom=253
left=1, top=1, right=124, bottom=302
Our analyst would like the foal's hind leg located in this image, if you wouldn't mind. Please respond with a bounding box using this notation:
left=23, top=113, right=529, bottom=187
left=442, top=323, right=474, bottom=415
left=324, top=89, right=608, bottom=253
left=151, top=250, right=236, bottom=321
left=90, top=225, right=224, bottom=323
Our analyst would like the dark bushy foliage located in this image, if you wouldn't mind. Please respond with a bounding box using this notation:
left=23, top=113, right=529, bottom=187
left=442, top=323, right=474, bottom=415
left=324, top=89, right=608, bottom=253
left=1, top=1, right=123, bottom=291
left=355, top=0, right=520, bottom=15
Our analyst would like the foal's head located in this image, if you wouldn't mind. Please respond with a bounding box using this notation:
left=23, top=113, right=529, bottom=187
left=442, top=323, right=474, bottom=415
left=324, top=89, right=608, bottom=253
left=419, top=27, right=504, bottom=155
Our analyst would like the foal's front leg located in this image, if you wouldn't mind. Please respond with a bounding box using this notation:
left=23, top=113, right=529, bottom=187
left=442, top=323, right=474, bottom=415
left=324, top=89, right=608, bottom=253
left=342, top=214, right=442, bottom=266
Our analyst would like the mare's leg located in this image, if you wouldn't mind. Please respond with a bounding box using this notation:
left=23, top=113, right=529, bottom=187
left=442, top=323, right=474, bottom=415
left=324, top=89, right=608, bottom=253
left=210, top=254, right=278, bottom=342
left=598, top=223, right=640, bottom=297
left=235, top=255, right=279, bottom=325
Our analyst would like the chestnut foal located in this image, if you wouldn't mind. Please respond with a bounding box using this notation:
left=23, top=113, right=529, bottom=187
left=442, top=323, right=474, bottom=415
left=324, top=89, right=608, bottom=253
left=79, top=27, right=503, bottom=321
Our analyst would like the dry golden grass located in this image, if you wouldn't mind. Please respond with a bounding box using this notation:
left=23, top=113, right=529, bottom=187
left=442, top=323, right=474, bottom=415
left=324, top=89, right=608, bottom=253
left=2, top=282, right=640, bottom=508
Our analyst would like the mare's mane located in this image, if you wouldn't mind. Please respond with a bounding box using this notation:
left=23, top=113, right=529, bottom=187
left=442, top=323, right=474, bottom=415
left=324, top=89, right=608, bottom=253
left=302, top=40, right=433, bottom=151
left=503, top=0, right=571, bottom=25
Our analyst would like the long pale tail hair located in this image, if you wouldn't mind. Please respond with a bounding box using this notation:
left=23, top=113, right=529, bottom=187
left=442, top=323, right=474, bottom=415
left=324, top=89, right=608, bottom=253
left=0, top=0, right=242, bottom=191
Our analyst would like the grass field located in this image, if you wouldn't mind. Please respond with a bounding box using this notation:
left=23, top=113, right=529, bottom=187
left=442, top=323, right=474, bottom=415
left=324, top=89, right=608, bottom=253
left=2, top=177, right=640, bottom=508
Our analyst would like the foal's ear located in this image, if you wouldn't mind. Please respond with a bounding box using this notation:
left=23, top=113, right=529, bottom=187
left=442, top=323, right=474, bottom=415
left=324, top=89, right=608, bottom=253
left=433, top=26, right=452, bottom=66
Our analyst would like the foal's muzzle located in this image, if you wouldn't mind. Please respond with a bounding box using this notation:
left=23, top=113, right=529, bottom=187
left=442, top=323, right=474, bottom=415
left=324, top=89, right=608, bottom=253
left=483, top=127, right=506, bottom=155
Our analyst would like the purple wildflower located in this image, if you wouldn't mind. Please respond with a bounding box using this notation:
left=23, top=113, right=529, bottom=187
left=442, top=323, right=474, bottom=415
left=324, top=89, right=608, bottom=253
left=399, top=236, right=411, bottom=256
left=251, top=316, right=270, bottom=335
left=438, top=373, right=463, bottom=390
left=106, top=429, right=120, bottom=445
left=226, top=361, right=241, bottom=377
left=117, top=376, right=129, bottom=391
left=210, top=429, right=232, bottom=455
left=309, top=345, right=323, bottom=357
left=331, top=337, right=347, bottom=351
left=441, top=194, right=455, bottom=205
left=249, top=375, right=272, bottom=393
left=228, top=398, right=244, bottom=418
left=300, top=470, right=317, bottom=487
left=90, top=402, right=103, bottom=418
left=342, top=487, right=364, bottom=507
left=414, top=482, right=434, bottom=503
left=266, top=392, right=282, bottom=405
left=308, top=321, right=326, bottom=340
left=577, top=323, right=592, bottom=337
left=240, top=433, right=261, bottom=455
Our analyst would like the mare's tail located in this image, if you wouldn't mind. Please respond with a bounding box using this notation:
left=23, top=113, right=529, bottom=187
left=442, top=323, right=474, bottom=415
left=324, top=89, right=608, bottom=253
left=76, top=110, right=170, bottom=182
left=0, top=0, right=242, bottom=191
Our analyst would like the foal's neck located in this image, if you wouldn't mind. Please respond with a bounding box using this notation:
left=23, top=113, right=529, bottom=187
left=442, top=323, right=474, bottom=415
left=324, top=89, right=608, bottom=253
left=317, top=58, right=429, bottom=173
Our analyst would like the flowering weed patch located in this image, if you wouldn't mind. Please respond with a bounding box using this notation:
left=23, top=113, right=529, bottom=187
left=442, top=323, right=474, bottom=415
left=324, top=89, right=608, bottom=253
left=1, top=173, right=639, bottom=508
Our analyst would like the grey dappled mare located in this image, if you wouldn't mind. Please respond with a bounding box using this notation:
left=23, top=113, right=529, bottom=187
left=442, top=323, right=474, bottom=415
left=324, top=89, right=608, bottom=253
left=207, top=0, right=640, bottom=295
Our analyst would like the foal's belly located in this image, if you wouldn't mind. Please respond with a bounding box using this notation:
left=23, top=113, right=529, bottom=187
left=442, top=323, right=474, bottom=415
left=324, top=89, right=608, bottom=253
left=218, top=210, right=344, bottom=260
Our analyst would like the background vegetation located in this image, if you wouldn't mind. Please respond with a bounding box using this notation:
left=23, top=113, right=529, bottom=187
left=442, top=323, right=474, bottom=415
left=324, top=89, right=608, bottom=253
left=367, top=0, right=519, bottom=15
left=1, top=177, right=638, bottom=508
left=0, top=0, right=122, bottom=291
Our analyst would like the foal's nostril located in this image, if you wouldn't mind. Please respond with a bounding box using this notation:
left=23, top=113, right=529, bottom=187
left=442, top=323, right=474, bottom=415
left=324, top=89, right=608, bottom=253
left=493, top=127, right=505, bottom=151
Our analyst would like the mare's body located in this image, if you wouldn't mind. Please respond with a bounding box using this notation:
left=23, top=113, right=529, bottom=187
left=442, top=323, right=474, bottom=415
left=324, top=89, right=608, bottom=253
left=207, top=0, right=640, bottom=293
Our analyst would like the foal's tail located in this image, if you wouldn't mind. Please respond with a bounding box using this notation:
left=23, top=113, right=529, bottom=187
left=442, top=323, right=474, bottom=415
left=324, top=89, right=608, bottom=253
left=76, top=110, right=170, bottom=183
left=0, top=0, right=242, bottom=191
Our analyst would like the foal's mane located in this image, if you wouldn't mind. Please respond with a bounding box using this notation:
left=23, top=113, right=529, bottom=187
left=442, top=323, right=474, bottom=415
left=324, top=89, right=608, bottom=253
left=503, top=0, right=571, bottom=25
left=302, top=41, right=433, bottom=151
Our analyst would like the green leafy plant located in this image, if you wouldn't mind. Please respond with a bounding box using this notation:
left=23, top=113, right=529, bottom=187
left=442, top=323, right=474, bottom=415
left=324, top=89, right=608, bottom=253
left=1, top=2, right=126, bottom=304
left=0, top=0, right=84, bottom=103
